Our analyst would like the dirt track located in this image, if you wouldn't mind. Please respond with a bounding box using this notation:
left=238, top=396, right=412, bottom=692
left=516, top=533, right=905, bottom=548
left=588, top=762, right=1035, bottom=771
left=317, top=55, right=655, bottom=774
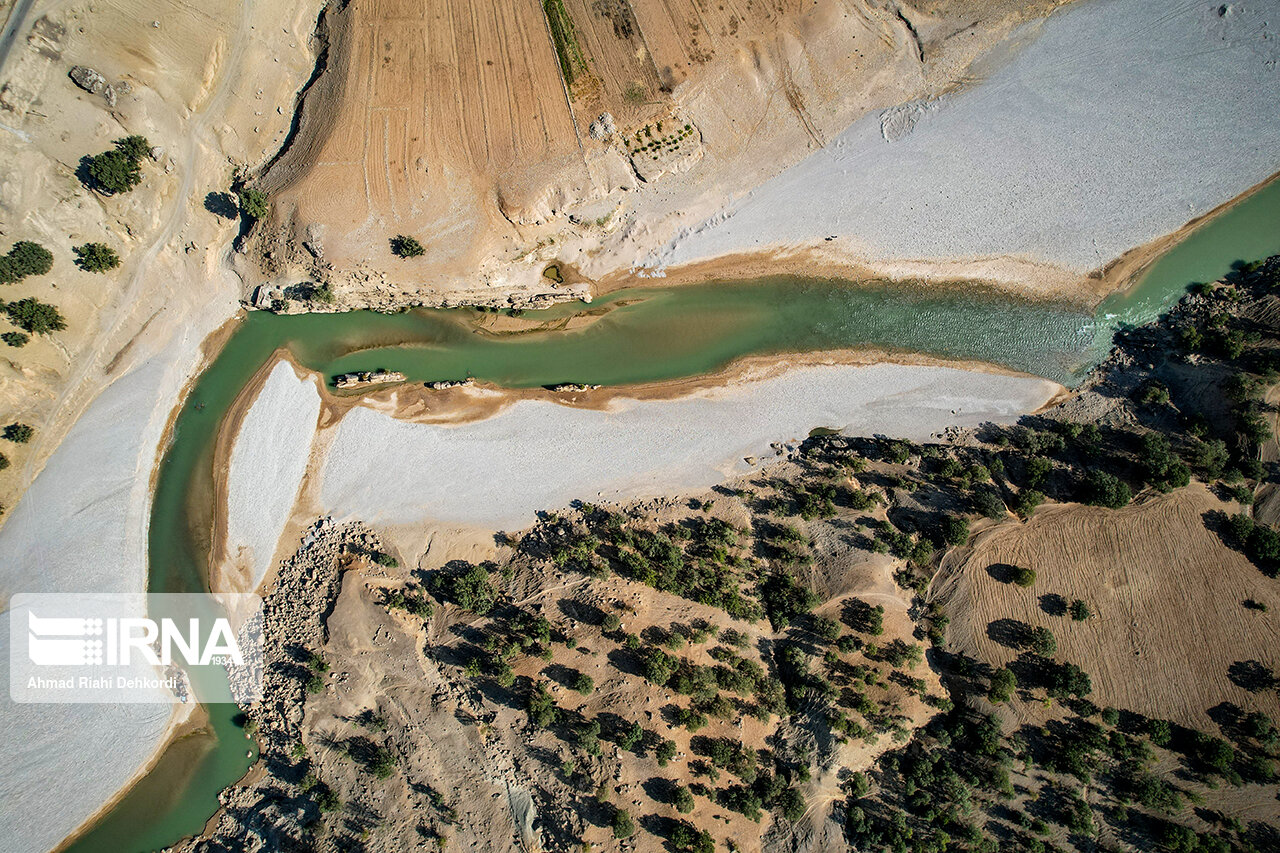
left=935, top=483, right=1280, bottom=729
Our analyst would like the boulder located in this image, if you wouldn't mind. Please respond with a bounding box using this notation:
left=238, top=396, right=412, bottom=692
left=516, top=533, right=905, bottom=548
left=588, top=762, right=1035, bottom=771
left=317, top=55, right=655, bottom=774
left=68, top=65, right=107, bottom=95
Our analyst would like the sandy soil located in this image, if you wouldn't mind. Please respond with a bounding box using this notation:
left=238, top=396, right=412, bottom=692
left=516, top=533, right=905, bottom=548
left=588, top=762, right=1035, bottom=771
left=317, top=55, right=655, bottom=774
left=646, top=0, right=1280, bottom=285
left=218, top=359, right=321, bottom=594
left=935, top=483, right=1280, bottom=731
left=0, top=1, right=324, bottom=850
left=248, top=0, right=1074, bottom=307
left=311, top=361, right=1060, bottom=531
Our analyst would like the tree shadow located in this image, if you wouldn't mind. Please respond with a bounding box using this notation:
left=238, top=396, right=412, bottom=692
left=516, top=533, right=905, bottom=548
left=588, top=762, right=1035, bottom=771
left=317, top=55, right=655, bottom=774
left=1228, top=659, right=1276, bottom=693
left=204, top=191, right=239, bottom=219
left=1039, top=593, right=1067, bottom=617
left=987, top=618, right=1033, bottom=651
left=985, top=563, right=1023, bottom=584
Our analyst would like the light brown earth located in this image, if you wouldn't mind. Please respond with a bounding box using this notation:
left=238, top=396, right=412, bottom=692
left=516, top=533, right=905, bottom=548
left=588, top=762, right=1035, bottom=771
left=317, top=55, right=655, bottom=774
left=252, top=0, right=1074, bottom=309
left=935, top=483, right=1280, bottom=731
left=0, top=0, right=322, bottom=516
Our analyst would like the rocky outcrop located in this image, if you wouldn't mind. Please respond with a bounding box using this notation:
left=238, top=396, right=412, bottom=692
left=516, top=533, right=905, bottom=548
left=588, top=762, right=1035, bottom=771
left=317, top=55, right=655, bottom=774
left=68, top=65, right=123, bottom=107
left=332, top=370, right=405, bottom=389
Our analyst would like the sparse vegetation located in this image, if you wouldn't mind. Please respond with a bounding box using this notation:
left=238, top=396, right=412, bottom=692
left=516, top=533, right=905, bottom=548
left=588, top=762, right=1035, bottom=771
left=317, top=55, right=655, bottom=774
left=543, top=0, right=588, bottom=86
left=390, top=234, right=425, bottom=258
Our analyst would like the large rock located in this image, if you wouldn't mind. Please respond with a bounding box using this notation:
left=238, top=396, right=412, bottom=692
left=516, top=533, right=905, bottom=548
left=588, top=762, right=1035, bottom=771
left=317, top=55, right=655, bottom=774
left=68, top=65, right=107, bottom=95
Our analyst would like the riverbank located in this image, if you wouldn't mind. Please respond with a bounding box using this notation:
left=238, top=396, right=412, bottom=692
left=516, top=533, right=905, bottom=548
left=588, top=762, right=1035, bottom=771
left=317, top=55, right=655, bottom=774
left=307, top=359, right=1060, bottom=531
left=639, top=0, right=1280, bottom=288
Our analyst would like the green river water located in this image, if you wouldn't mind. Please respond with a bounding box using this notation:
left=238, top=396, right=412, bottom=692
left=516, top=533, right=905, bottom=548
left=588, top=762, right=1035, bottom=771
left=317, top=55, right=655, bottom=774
left=61, top=177, right=1280, bottom=852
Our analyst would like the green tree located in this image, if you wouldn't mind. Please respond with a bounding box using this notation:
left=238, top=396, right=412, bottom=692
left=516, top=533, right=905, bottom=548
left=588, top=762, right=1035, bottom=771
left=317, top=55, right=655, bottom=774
left=777, top=786, right=806, bottom=821
left=74, top=242, right=120, bottom=272
left=86, top=147, right=142, bottom=194
left=1013, top=488, right=1044, bottom=518
left=572, top=671, right=594, bottom=695
left=1011, top=565, right=1036, bottom=587
left=1069, top=599, right=1091, bottom=621
left=3, top=423, right=34, bottom=443
left=618, top=720, right=643, bottom=751
left=237, top=187, right=270, bottom=219
left=1029, top=626, right=1057, bottom=657
left=611, top=807, right=635, bottom=839
left=939, top=515, right=969, bottom=547
left=1084, top=469, right=1131, bottom=509
left=972, top=484, right=1007, bottom=520
left=7, top=298, right=66, bottom=334
left=0, top=241, right=54, bottom=283
left=114, top=135, right=152, bottom=161
left=988, top=667, right=1017, bottom=704
left=526, top=680, right=558, bottom=727
left=656, top=739, right=677, bottom=766
left=370, top=745, right=397, bottom=779
left=2, top=332, right=29, bottom=347
left=391, top=234, right=426, bottom=258
left=674, top=784, right=695, bottom=813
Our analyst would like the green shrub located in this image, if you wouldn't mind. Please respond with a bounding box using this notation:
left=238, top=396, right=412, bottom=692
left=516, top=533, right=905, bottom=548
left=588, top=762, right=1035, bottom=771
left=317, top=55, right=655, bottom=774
left=73, top=242, right=120, bottom=272
left=391, top=234, right=426, bottom=258
left=7, top=298, right=66, bottom=334
left=3, top=423, right=33, bottom=443
left=0, top=453, right=8, bottom=470
left=2, top=332, right=29, bottom=347
left=1083, top=469, right=1131, bottom=509
left=86, top=147, right=142, bottom=194
left=237, top=187, right=269, bottom=219
left=611, top=807, right=635, bottom=839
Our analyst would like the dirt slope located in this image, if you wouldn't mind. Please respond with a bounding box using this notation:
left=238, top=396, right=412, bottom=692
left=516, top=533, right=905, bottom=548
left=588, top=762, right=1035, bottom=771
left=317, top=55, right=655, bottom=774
left=252, top=0, right=1073, bottom=307
left=936, top=483, right=1280, bottom=730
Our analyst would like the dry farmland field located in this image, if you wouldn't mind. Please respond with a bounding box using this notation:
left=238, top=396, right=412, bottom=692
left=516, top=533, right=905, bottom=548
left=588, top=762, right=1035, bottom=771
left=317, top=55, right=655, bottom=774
left=936, top=484, right=1280, bottom=731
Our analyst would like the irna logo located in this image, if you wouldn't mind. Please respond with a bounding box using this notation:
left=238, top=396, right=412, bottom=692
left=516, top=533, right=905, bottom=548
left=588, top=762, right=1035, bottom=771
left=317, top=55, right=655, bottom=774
left=27, top=612, right=244, bottom=667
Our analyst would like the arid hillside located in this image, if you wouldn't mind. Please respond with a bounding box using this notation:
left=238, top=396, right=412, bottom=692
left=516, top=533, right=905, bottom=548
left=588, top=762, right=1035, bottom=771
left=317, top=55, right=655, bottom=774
left=936, top=485, right=1280, bottom=731
left=251, top=0, right=1071, bottom=308
left=179, top=257, right=1280, bottom=852
left=0, top=0, right=319, bottom=523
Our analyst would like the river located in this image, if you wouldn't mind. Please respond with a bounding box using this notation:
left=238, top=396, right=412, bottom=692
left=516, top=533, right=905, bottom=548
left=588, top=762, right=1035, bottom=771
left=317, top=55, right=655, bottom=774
left=59, top=175, right=1280, bottom=852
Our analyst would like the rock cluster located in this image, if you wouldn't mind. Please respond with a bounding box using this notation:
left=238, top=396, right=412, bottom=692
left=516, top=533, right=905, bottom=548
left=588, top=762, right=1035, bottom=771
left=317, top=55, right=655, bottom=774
left=588, top=111, right=616, bottom=140
left=68, top=65, right=125, bottom=107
